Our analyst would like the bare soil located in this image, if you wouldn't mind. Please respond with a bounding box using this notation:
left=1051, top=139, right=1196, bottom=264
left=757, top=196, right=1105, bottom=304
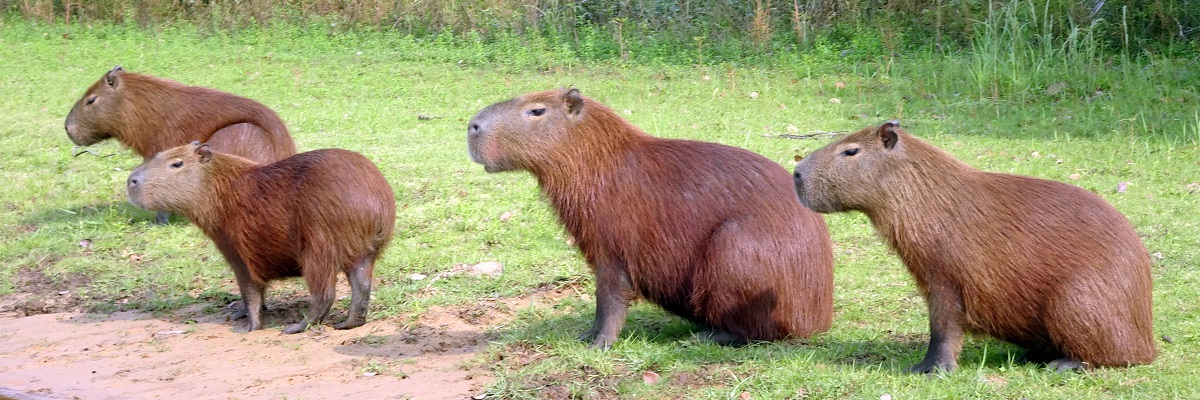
left=0, top=276, right=574, bottom=400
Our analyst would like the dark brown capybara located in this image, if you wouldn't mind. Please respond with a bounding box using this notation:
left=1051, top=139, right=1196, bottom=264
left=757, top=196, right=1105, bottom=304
left=127, top=142, right=396, bottom=334
left=793, top=121, right=1155, bottom=373
left=66, top=66, right=298, bottom=223
left=467, top=88, right=834, bottom=348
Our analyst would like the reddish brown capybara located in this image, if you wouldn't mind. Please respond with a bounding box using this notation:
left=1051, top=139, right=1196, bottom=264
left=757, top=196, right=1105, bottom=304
left=66, top=66, right=298, bottom=223
left=467, top=88, right=834, bottom=348
left=793, top=121, right=1156, bottom=373
left=126, top=142, right=396, bottom=334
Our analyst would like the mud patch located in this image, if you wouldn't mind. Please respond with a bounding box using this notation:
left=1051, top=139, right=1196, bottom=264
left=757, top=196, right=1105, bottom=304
left=0, top=265, right=90, bottom=317
left=0, top=280, right=590, bottom=399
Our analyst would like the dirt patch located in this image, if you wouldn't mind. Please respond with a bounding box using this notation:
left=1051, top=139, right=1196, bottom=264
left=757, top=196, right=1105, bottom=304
left=0, top=283, right=584, bottom=399
left=0, top=266, right=90, bottom=317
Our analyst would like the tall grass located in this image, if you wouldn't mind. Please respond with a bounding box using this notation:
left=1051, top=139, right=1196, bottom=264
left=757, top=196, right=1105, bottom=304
left=4, top=0, right=1196, bottom=63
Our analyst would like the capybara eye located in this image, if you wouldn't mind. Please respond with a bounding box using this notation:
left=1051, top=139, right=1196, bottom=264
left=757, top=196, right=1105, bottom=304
left=85, top=96, right=97, bottom=105
left=528, top=108, right=547, bottom=117
left=842, top=148, right=860, bottom=156
left=170, top=161, right=183, bottom=168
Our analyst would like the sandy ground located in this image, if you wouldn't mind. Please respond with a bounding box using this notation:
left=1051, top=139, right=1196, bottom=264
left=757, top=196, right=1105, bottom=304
left=0, top=288, right=557, bottom=400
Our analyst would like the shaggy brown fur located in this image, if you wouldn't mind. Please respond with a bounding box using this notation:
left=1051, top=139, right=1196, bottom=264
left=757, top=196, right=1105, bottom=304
left=793, top=121, right=1155, bottom=373
left=66, top=66, right=297, bottom=223
left=467, top=88, right=834, bottom=348
left=127, top=142, right=396, bottom=334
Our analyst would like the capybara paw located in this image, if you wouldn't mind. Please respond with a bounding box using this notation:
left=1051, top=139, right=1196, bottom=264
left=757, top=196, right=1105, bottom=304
left=577, top=327, right=599, bottom=342
left=587, top=335, right=616, bottom=350
left=1047, top=358, right=1086, bottom=373
left=232, top=322, right=256, bottom=333
left=696, top=330, right=749, bottom=347
left=225, top=301, right=249, bottom=320
left=333, top=319, right=365, bottom=330
left=153, top=211, right=171, bottom=225
left=282, top=322, right=310, bottom=334
left=905, top=359, right=956, bottom=374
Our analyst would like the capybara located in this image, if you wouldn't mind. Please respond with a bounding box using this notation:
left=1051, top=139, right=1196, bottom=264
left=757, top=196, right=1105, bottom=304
left=467, top=88, right=834, bottom=348
left=127, top=142, right=395, bottom=334
left=793, top=121, right=1155, bottom=373
left=66, top=66, right=298, bottom=223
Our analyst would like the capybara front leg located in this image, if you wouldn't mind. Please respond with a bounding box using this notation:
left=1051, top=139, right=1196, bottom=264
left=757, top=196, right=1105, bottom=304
left=335, top=255, right=374, bottom=330
left=907, top=287, right=964, bottom=374
left=154, top=211, right=171, bottom=225
left=235, top=281, right=266, bottom=333
left=581, top=263, right=635, bottom=350
left=227, top=258, right=266, bottom=333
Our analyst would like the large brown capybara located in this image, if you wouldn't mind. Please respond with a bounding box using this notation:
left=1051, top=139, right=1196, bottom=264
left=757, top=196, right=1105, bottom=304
left=793, top=121, right=1155, bottom=373
left=467, top=88, right=834, bottom=348
left=127, top=142, right=396, bottom=334
left=66, top=66, right=298, bottom=223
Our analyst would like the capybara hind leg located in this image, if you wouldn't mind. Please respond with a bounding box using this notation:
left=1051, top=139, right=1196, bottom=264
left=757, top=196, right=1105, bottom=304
left=284, top=266, right=338, bottom=334
left=697, top=329, right=748, bottom=347
left=1045, top=280, right=1156, bottom=367
left=907, top=288, right=965, bottom=374
left=335, top=255, right=374, bottom=330
left=1048, top=358, right=1086, bottom=373
left=581, top=262, right=635, bottom=349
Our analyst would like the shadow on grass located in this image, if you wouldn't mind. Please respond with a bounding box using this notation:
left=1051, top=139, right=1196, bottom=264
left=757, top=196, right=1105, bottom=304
left=486, top=305, right=1025, bottom=374
left=18, top=200, right=181, bottom=227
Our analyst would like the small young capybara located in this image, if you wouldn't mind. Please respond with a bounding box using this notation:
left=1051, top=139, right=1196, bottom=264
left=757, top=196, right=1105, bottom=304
left=127, top=142, right=396, bottom=334
left=467, top=88, right=834, bottom=348
left=66, top=66, right=298, bottom=223
left=793, top=121, right=1155, bottom=373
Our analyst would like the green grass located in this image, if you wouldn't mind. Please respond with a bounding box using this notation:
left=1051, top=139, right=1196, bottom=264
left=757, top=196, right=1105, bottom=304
left=2, top=16, right=1199, bottom=399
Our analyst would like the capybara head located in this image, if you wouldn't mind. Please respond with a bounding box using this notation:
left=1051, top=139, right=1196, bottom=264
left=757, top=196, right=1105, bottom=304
left=467, top=88, right=586, bottom=173
left=65, top=66, right=128, bottom=146
left=127, top=141, right=217, bottom=214
left=793, top=121, right=907, bottom=213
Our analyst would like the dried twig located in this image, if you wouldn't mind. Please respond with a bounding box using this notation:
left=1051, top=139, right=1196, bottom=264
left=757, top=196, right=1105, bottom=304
left=72, top=147, right=118, bottom=158
left=772, top=130, right=848, bottom=139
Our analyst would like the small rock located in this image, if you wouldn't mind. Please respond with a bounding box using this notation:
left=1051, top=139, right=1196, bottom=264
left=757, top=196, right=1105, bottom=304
left=749, top=91, right=759, bottom=99
left=499, top=211, right=514, bottom=222
left=408, top=273, right=427, bottom=281
left=470, top=262, right=503, bottom=277
left=829, top=98, right=842, bottom=104
left=1068, top=173, right=1081, bottom=180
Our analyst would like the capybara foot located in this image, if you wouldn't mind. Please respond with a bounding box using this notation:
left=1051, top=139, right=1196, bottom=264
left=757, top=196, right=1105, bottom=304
left=906, top=357, right=956, bottom=374
left=579, top=328, right=615, bottom=350
left=696, top=330, right=748, bottom=347
left=232, top=322, right=256, bottom=333
left=1047, top=358, right=1086, bottom=373
left=226, top=300, right=248, bottom=320
left=333, top=318, right=365, bottom=330
left=282, top=322, right=310, bottom=334
left=153, top=211, right=171, bottom=225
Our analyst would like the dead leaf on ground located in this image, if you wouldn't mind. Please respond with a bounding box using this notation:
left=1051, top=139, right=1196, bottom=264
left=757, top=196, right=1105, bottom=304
left=642, top=371, right=660, bottom=385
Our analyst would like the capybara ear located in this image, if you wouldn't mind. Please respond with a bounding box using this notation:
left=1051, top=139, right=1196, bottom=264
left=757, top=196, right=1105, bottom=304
left=564, top=88, right=584, bottom=116
left=878, top=120, right=900, bottom=150
left=195, top=143, right=213, bottom=163
left=104, top=68, right=123, bottom=88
